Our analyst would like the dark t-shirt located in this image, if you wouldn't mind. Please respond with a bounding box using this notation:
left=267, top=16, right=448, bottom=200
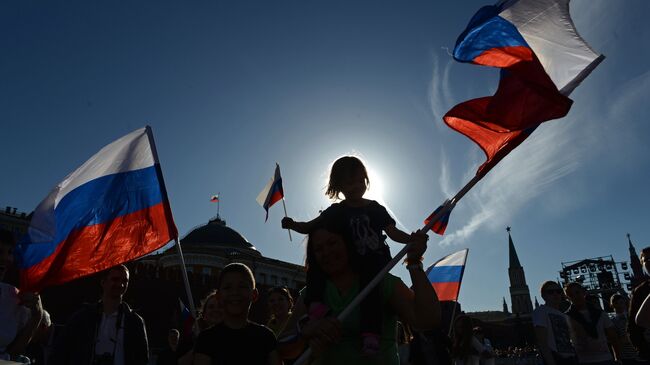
left=320, top=200, right=395, bottom=257
left=194, top=322, right=277, bottom=365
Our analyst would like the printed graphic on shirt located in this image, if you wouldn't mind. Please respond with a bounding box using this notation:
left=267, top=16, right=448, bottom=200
left=549, top=312, right=574, bottom=354
left=349, top=214, right=381, bottom=255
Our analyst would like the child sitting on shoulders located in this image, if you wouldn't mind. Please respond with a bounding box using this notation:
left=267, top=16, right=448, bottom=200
left=282, top=155, right=428, bottom=355
left=193, top=263, right=281, bottom=365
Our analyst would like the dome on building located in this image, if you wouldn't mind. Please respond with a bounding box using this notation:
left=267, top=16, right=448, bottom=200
left=180, top=217, right=261, bottom=256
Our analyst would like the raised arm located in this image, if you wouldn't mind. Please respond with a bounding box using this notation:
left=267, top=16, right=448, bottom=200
left=390, top=239, right=440, bottom=330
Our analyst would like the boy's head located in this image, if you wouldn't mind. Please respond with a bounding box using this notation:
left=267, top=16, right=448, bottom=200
left=326, top=156, right=369, bottom=200
left=216, top=263, right=258, bottom=318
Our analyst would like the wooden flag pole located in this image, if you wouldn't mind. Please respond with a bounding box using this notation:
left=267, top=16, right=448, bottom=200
left=293, top=174, right=481, bottom=365
left=175, top=238, right=198, bottom=319
left=281, top=198, right=292, bottom=242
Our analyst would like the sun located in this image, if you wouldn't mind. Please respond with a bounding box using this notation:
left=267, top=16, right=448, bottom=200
left=364, top=166, right=385, bottom=203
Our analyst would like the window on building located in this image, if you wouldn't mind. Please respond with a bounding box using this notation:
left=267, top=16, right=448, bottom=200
left=271, top=275, right=278, bottom=286
left=259, top=273, right=267, bottom=285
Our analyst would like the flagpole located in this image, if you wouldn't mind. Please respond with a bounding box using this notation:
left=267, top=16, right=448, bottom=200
left=293, top=176, right=480, bottom=365
left=281, top=198, right=292, bottom=242
left=447, top=248, right=469, bottom=336
left=175, top=237, right=198, bottom=319
left=448, top=301, right=459, bottom=337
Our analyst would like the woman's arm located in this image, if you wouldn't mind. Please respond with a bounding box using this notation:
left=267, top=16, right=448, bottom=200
left=390, top=240, right=440, bottom=330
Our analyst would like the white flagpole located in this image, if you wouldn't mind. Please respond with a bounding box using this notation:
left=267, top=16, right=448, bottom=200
left=145, top=126, right=198, bottom=318
left=175, top=237, right=198, bottom=318
left=281, top=198, right=292, bottom=242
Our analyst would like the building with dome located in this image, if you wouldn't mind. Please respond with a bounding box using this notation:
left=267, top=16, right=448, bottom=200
left=138, top=215, right=306, bottom=295
left=41, top=215, right=306, bottom=350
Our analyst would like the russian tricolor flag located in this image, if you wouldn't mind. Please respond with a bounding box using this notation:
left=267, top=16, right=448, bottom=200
left=426, top=249, right=469, bottom=302
left=256, top=163, right=284, bottom=222
left=444, top=0, right=603, bottom=177
left=16, top=127, right=178, bottom=291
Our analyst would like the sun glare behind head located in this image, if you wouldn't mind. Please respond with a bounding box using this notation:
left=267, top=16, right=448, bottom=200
left=365, top=166, right=385, bottom=203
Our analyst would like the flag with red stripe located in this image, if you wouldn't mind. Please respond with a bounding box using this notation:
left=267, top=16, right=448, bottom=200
left=256, top=163, right=285, bottom=222
left=425, top=249, right=469, bottom=301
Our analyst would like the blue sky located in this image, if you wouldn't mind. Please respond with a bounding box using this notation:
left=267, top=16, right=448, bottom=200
left=2, top=0, right=649, bottom=312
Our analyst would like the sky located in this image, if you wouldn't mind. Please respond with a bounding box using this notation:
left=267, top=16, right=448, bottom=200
left=1, top=0, right=649, bottom=312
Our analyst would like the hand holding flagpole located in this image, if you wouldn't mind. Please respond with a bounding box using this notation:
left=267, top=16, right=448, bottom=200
left=281, top=198, right=292, bottom=242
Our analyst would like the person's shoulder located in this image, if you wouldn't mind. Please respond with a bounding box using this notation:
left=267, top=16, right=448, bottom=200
left=633, top=279, right=650, bottom=293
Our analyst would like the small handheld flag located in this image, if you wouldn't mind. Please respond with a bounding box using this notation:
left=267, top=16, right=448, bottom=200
left=424, top=201, right=453, bottom=235
left=15, top=126, right=178, bottom=291
left=256, top=163, right=285, bottom=222
left=425, top=249, right=469, bottom=302
left=179, top=298, right=195, bottom=340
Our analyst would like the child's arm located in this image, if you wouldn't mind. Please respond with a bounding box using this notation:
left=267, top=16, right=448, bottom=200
left=385, top=224, right=429, bottom=245
left=281, top=216, right=322, bottom=234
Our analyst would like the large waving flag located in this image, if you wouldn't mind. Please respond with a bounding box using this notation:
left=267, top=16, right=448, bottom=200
left=426, top=249, right=469, bottom=301
left=16, top=127, right=178, bottom=291
left=444, top=0, right=604, bottom=178
left=256, top=163, right=285, bottom=222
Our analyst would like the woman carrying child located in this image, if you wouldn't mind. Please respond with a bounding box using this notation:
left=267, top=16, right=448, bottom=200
left=279, top=224, right=440, bottom=364
left=282, top=156, right=429, bottom=355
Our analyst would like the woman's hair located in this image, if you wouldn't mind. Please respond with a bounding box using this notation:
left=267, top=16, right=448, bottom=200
left=451, top=315, right=475, bottom=361
left=304, top=225, right=361, bottom=306
left=197, top=290, right=219, bottom=331
left=200, top=290, right=218, bottom=317
left=325, top=156, right=369, bottom=200
left=268, top=286, right=294, bottom=307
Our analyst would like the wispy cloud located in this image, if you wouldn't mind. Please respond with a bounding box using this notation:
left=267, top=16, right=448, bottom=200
left=439, top=118, right=584, bottom=246
left=428, top=51, right=455, bottom=123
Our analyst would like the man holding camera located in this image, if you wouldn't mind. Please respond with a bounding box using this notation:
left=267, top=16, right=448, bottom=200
left=50, top=264, right=149, bottom=365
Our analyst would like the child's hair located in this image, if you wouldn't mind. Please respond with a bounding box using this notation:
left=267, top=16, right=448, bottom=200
left=267, top=286, right=294, bottom=307
left=326, top=156, right=369, bottom=200
left=217, top=263, right=256, bottom=289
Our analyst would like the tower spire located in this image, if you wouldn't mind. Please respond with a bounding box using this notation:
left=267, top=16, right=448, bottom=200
left=507, top=227, right=533, bottom=315
left=508, top=227, right=522, bottom=268
left=628, top=233, right=644, bottom=285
